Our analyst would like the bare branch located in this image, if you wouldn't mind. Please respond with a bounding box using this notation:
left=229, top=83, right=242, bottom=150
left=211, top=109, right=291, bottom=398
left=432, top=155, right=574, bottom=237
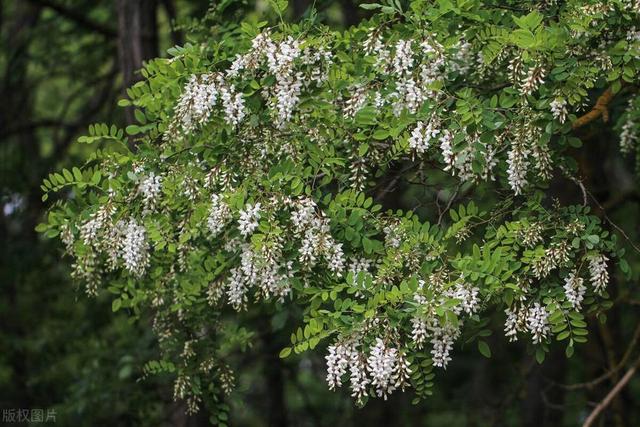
left=582, top=355, right=640, bottom=427
left=572, top=87, right=615, bottom=129
left=562, top=323, right=640, bottom=391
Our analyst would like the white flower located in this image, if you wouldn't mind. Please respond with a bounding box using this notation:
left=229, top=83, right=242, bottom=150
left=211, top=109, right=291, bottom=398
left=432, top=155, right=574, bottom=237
left=451, top=283, right=480, bottom=315
left=429, top=321, right=460, bottom=369
left=290, top=198, right=317, bottom=232
left=588, top=254, right=609, bottom=294
left=326, top=241, right=346, bottom=276
left=367, top=338, right=399, bottom=399
left=348, top=257, right=371, bottom=277
left=440, top=130, right=454, bottom=171
left=383, top=224, right=403, bottom=248
left=348, top=351, right=369, bottom=404
left=564, top=270, right=586, bottom=309
left=504, top=307, right=524, bottom=342
left=411, top=317, right=428, bottom=349
left=391, top=77, right=424, bottom=116
left=506, top=141, right=530, bottom=195
left=526, top=303, right=549, bottom=344
left=139, top=172, right=162, bottom=213
left=207, top=194, right=231, bottom=236
left=408, top=121, right=440, bottom=154
left=227, top=265, right=249, bottom=310
left=80, top=216, right=103, bottom=246
left=238, top=203, right=261, bottom=237
left=219, top=84, right=246, bottom=127
left=392, top=40, right=414, bottom=75
left=326, top=343, right=351, bottom=390
left=519, top=64, right=546, bottom=96
left=121, top=218, right=150, bottom=277
left=344, top=85, right=368, bottom=119
left=620, top=118, right=637, bottom=154
left=550, top=98, right=568, bottom=124
left=173, top=74, right=218, bottom=135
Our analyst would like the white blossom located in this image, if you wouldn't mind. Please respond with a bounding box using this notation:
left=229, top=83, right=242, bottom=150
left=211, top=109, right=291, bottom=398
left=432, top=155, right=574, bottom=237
left=326, top=343, right=351, bottom=390
left=564, top=270, right=586, bottom=309
left=348, top=351, right=370, bottom=404
left=504, top=307, right=525, bottom=342
left=550, top=98, right=568, bottom=124
left=506, top=140, right=530, bottom=195
left=429, top=321, right=460, bottom=369
left=219, top=84, right=246, bottom=127
left=173, top=74, right=218, bottom=135
left=588, top=254, right=609, bottom=294
left=440, top=130, right=455, bottom=172
left=526, top=303, right=549, bottom=344
left=392, top=40, right=414, bottom=75
left=139, top=172, right=162, bottom=213
left=519, top=64, right=546, bottom=96
left=121, top=218, right=150, bottom=277
left=367, top=338, right=399, bottom=399
left=408, top=121, right=440, bottom=154
left=411, top=317, right=428, bottom=349
left=391, top=77, right=424, bottom=116
left=207, top=194, right=231, bottom=236
left=450, top=283, right=480, bottom=315
left=348, top=257, right=372, bottom=277
left=620, top=118, right=637, bottom=154
left=238, top=202, right=261, bottom=237
left=327, top=241, right=346, bottom=276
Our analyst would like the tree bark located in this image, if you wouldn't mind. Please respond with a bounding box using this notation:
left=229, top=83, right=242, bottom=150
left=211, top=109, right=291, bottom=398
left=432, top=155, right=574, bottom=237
left=115, top=0, right=158, bottom=125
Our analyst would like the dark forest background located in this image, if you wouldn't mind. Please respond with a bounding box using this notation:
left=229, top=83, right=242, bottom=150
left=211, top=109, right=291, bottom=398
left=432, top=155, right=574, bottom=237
left=1, top=1, right=640, bottom=426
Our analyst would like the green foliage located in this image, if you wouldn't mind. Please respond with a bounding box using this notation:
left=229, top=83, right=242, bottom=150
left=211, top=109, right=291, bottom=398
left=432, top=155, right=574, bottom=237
left=37, top=0, right=640, bottom=421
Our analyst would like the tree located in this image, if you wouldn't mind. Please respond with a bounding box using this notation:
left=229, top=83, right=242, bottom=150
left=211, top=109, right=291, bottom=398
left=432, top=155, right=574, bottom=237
left=38, top=1, right=640, bottom=425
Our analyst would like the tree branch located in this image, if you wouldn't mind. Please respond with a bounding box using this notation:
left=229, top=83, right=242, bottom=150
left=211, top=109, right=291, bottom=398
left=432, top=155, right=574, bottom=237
left=572, top=87, right=615, bottom=129
left=582, top=355, right=640, bottom=427
left=27, top=0, right=117, bottom=38
left=562, top=322, right=640, bottom=391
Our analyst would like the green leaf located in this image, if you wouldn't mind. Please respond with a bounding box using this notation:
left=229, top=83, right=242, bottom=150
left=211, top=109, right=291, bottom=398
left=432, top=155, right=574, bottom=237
left=279, top=347, right=292, bottom=358
left=478, top=340, right=491, bottom=358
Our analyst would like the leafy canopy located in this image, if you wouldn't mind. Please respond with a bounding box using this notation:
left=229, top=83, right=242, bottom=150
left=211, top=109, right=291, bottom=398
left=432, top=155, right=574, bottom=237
left=39, top=0, right=639, bottom=419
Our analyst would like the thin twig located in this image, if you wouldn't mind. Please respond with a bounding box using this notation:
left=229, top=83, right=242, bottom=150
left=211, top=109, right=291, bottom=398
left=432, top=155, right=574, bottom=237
left=562, top=323, right=640, bottom=391
left=582, top=355, right=640, bottom=427
left=437, top=182, right=461, bottom=226
left=585, top=187, right=640, bottom=255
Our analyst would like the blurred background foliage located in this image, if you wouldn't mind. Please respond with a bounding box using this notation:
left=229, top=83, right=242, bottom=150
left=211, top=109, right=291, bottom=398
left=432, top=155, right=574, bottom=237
left=1, top=0, right=639, bottom=426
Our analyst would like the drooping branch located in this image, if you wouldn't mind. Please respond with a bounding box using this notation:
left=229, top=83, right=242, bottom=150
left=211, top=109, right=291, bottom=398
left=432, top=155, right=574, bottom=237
left=572, top=87, right=615, bottom=129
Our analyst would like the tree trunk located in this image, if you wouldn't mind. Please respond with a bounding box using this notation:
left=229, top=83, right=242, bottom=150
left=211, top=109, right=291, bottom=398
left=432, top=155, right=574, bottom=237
left=115, top=0, right=158, bottom=125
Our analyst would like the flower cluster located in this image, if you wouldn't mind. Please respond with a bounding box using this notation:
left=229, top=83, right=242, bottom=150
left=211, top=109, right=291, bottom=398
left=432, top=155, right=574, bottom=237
left=564, top=270, right=586, bottom=309
left=550, top=98, right=568, bottom=124
left=526, top=303, right=550, bottom=344
left=408, top=120, right=440, bottom=154
left=207, top=194, right=232, bottom=236
left=326, top=338, right=411, bottom=402
left=139, top=172, right=162, bottom=214
left=121, top=218, right=150, bottom=277
left=168, top=73, right=246, bottom=138
left=226, top=31, right=332, bottom=128
left=237, top=203, right=261, bottom=237
left=292, top=198, right=345, bottom=275
left=620, top=116, right=637, bottom=154
left=588, top=253, right=609, bottom=293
